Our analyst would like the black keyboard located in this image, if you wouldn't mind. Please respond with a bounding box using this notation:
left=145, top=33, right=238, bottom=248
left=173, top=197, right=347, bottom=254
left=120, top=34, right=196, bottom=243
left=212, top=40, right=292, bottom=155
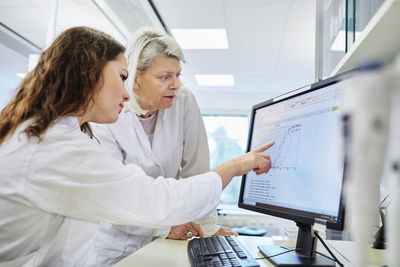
left=187, top=235, right=260, bottom=267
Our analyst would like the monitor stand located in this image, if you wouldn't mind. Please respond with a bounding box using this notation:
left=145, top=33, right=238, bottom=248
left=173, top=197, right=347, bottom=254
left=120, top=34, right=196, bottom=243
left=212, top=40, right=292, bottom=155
left=258, top=222, right=335, bottom=266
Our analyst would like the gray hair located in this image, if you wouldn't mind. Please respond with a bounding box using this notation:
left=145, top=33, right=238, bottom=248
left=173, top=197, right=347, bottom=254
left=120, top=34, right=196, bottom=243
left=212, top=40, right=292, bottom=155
left=124, top=27, right=184, bottom=114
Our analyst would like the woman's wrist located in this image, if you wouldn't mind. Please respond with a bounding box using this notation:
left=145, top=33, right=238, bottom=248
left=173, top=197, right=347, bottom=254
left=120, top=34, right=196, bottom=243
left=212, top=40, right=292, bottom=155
left=212, top=160, right=238, bottom=188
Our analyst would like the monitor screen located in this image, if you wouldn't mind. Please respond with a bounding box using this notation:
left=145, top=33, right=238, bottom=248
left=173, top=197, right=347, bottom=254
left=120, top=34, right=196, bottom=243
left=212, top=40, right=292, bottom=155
left=238, top=75, right=350, bottom=266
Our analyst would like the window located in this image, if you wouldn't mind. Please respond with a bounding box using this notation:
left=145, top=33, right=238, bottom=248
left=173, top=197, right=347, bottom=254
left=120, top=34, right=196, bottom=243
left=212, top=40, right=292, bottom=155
left=0, top=43, right=29, bottom=109
left=202, top=115, right=249, bottom=205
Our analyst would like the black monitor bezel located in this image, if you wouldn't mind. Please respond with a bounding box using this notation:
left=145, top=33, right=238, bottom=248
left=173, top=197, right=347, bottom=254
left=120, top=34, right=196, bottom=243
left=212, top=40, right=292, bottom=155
left=238, top=71, right=356, bottom=231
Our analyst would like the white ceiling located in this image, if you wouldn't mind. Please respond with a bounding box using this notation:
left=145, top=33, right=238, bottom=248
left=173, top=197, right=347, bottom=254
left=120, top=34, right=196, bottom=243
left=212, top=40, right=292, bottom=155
left=153, top=0, right=316, bottom=97
left=0, top=0, right=128, bottom=45
left=0, top=0, right=316, bottom=113
left=0, top=0, right=51, bottom=46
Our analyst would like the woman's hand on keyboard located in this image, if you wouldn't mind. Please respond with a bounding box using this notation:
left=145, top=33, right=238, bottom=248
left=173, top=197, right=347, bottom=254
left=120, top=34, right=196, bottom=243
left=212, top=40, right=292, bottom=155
left=167, top=222, right=205, bottom=240
left=212, top=226, right=238, bottom=236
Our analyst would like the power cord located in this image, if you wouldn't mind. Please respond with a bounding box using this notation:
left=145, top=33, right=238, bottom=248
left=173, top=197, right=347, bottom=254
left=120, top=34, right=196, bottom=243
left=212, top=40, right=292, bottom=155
left=254, top=247, right=296, bottom=260
left=255, top=236, right=344, bottom=267
left=314, top=231, right=344, bottom=267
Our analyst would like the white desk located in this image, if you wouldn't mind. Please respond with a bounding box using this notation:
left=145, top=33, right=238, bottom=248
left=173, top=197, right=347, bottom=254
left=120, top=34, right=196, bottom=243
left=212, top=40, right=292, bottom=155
left=113, top=236, right=385, bottom=267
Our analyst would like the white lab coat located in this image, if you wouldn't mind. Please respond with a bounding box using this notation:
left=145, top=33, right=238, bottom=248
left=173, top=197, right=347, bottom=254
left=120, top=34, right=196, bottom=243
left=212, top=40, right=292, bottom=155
left=91, top=88, right=220, bottom=266
left=0, top=116, right=222, bottom=267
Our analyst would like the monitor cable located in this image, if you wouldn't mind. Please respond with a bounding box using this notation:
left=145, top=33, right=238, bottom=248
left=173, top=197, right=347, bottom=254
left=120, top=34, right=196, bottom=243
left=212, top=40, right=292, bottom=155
left=255, top=245, right=343, bottom=266
left=314, top=231, right=344, bottom=267
left=254, top=247, right=296, bottom=260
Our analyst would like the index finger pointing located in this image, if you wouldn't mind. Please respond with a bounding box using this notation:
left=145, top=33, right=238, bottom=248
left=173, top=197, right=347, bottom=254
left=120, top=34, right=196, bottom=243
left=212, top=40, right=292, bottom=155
left=253, top=141, right=274, bottom=152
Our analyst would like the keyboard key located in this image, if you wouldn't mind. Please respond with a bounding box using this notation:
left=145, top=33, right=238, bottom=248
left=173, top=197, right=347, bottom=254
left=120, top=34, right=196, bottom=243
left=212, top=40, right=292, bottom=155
left=237, top=253, right=247, bottom=259
left=188, top=236, right=259, bottom=267
left=219, top=253, right=228, bottom=260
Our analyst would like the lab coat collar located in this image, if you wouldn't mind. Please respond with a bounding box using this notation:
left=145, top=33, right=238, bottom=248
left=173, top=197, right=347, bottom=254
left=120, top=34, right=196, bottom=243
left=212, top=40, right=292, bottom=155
left=156, top=109, right=166, bottom=128
left=132, top=113, right=159, bottom=155
left=56, top=116, right=81, bottom=129
left=130, top=112, right=163, bottom=170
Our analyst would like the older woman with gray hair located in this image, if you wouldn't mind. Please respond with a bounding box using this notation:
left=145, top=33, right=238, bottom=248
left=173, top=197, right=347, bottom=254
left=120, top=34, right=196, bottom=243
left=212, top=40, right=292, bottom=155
left=92, top=27, right=237, bottom=265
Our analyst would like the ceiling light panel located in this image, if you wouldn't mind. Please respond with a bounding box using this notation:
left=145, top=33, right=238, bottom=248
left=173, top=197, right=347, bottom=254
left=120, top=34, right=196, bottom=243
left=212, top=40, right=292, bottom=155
left=172, top=28, right=229, bottom=49
left=195, top=74, right=235, bottom=86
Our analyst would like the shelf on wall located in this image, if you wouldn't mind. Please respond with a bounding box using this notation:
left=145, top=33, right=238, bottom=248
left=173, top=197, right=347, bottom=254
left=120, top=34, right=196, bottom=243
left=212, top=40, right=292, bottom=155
left=331, top=0, right=400, bottom=75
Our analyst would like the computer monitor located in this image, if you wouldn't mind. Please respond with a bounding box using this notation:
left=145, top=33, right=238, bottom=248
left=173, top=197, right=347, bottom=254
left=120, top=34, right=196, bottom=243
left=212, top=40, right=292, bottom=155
left=238, top=73, right=352, bottom=266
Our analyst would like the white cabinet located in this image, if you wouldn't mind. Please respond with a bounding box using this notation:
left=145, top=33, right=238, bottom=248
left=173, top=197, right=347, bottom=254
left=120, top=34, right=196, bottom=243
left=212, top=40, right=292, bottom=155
left=315, top=0, right=392, bottom=80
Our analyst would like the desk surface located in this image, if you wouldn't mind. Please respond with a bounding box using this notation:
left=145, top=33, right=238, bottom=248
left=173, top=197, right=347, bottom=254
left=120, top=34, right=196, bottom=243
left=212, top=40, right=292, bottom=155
left=113, top=236, right=385, bottom=267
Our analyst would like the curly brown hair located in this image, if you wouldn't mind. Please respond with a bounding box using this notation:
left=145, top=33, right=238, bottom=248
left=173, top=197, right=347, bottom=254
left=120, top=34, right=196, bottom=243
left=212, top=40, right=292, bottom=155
left=0, top=26, right=125, bottom=144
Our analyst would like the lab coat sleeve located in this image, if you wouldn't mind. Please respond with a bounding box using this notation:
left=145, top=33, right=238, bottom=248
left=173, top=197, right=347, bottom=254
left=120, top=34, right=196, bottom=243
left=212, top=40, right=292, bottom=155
left=180, top=89, right=221, bottom=236
left=116, top=220, right=171, bottom=238
left=94, top=122, right=174, bottom=238
left=23, top=128, right=222, bottom=228
left=151, top=225, right=171, bottom=238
